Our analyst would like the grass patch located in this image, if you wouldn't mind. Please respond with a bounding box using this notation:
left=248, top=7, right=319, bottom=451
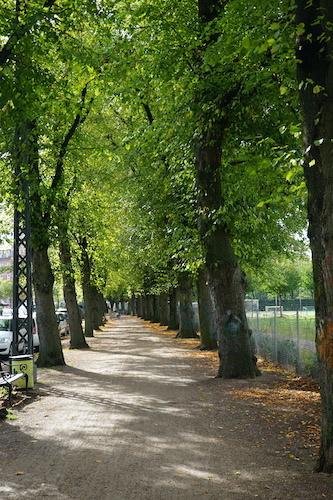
left=248, top=315, right=315, bottom=342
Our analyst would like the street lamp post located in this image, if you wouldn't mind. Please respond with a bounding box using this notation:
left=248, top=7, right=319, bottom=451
left=11, top=166, right=35, bottom=388
left=12, top=184, right=33, bottom=356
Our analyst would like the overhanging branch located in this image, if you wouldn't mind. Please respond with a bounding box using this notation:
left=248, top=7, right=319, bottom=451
left=51, top=84, right=93, bottom=191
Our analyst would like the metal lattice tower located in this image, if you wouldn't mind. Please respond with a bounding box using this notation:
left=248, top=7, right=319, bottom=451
left=12, top=181, right=33, bottom=356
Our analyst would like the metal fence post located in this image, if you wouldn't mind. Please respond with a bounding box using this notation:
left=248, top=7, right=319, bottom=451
left=296, top=310, right=300, bottom=373
left=256, top=310, right=259, bottom=333
left=273, top=309, right=278, bottom=362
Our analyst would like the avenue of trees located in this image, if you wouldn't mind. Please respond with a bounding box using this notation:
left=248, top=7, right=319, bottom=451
left=1, top=0, right=333, bottom=473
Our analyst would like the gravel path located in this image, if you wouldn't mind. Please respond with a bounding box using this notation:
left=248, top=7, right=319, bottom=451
left=0, top=316, right=332, bottom=499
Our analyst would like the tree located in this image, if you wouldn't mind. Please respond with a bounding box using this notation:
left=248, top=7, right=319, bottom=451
left=193, top=0, right=257, bottom=378
left=0, top=280, right=12, bottom=303
left=58, top=200, right=88, bottom=349
left=197, top=267, right=217, bottom=350
left=296, top=0, right=333, bottom=473
left=0, top=0, right=104, bottom=365
left=177, top=272, right=197, bottom=338
left=248, top=257, right=304, bottom=300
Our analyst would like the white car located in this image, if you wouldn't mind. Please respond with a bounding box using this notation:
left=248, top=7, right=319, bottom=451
left=0, top=314, right=39, bottom=358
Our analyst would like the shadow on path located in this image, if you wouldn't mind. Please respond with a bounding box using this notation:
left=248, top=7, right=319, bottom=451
left=0, top=316, right=332, bottom=499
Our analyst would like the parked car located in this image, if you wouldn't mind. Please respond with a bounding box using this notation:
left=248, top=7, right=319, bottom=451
left=0, top=314, right=39, bottom=358
left=55, top=310, right=70, bottom=337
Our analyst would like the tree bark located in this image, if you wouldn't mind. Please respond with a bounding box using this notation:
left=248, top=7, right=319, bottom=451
left=95, top=291, right=106, bottom=328
left=178, top=274, right=197, bottom=338
left=144, top=295, right=151, bottom=320
left=159, top=293, right=169, bottom=326
left=197, top=267, right=218, bottom=350
left=131, top=295, right=136, bottom=316
left=80, top=241, right=95, bottom=337
left=296, top=0, right=333, bottom=473
left=152, top=295, right=160, bottom=323
left=195, top=0, right=257, bottom=378
left=13, top=117, right=64, bottom=367
left=59, top=220, right=88, bottom=349
left=142, top=295, right=149, bottom=320
left=168, top=287, right=179, bottom=330
left=32, top=248, right=65, bottom=367
left=147, top=295, right=154, bottom=321
left=137, top=296, right=143, bottom=317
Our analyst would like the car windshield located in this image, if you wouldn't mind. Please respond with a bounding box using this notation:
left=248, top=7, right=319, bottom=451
left=0, top=318, right=12, bottom=331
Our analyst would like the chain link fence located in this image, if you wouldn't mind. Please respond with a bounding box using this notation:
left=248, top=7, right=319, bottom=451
left=247, top=310, right=318, bottom=378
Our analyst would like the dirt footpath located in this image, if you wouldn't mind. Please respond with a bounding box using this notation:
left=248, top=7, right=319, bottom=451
left=0, top=317, right=332, bottom=500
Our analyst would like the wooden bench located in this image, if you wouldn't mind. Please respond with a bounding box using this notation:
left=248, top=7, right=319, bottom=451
left=0, top=372, right=28, bottom=405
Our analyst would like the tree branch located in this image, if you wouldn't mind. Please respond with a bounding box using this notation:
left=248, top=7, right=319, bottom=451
left=51, top=84, right=93, bottom=191
left=0, top=1, right=58, bottom=68
left=142, top=102, right=154, bottom=124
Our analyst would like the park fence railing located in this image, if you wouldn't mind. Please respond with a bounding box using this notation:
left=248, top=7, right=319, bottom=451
left=247, top=310, right=318, bottom=378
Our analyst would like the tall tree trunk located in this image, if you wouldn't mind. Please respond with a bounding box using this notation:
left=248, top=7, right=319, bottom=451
left=128, top=299, right=132, bottom=315
left=91, top=290, right=102, bottom=329
left=142, top=295, right=149, bottom=320
left=168, top=287, right=179, bottom=330
left=131, top=295, right=136, bottom=316
left=148, top=295, right=154, bottom=321
left=14, top=118, right=64, bottom=367
left=32, top=248, right=65, bottom=366
left=195, top=0, right=257, bottom=378
left=178, top=273, right=197, bottom=338
left=94, top=292, right=102, bottom=327
left=159, top=293, right=169, bottom=326
left=152, top=295, right=160, bottom=323
left=59, top=222, right=88, bottom=349
left=296, top=0, right=333, bottom=473
left=137, top=296, right=143, bottom=317
left=80, top=241, right=94, bottom=337
left=197, top=267, right=218, bottom=350
left=145, top=295, right=151, bottom=320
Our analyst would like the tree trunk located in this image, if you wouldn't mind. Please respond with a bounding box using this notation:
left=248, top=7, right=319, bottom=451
left=296, top=0, right=333, bottom=473
left=152, top=295, right=160, bottom=323
left=131, top=295, right=136, bottom=316
left=95, top=292, right=106, bottom=328
left=59, top=226, right=88, bottom=350
left=32, top=248, right=65, bottom=367
left=145, top=295, right=151, bottom=320
left=178, top=274, right=197, bottom=338
left=168, top=287, right=179, bottom=330
left=80, top=241, right=95, bottom=337
left=137, top=296, right=143, bottom=317
left=14, top=119, right=64, bottom=367
left=208, top=242, right=257, bottom=378
left=142, top=295, right=149, bottom=320
left=159, top=293, right=169, bottom=326
left=147, top=295, right=154, bottom=321
left=197, top=267, right=218, bottom=350
left=109, top=298, right=114, bottom=314
left=194, top=0, right=257, bottom=378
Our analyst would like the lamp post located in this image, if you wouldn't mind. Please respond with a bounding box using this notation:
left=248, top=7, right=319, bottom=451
left=12, top=180, right=33, bottom=356
left=10, top=129, right=35, bottom=388
left=9, top=1, right=35, bottom=386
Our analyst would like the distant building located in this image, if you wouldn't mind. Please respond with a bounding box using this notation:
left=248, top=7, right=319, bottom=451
left=0, top=246, right=13, bottom=281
